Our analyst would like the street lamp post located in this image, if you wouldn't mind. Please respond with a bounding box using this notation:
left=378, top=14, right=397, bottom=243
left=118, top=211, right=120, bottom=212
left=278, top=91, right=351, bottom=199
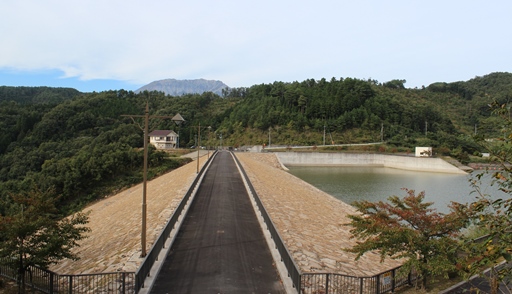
left=122, top=102, right=184, bottom=257
left=172, top=113, right=185, bottom=148
left=192, top=124, right=213, bottom=172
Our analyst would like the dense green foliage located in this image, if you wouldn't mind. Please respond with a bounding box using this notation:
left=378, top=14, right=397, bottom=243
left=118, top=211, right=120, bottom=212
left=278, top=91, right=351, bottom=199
left=219, top=73, right=512, bottom=154
left=1, top=72, right=512, bottom=215
left=0, top=187, right=90, bottom=293
left=0, top=86, right=80, bottom=104
left=0, top=90, right=195, bottom=214
left=457, top=100, right=512, bottom=292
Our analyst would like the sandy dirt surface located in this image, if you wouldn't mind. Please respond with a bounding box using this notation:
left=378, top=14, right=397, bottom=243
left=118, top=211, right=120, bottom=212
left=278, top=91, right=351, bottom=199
left=50, top=155, right=209, bottom=274
left=51, top=151, right=401, bottom=277
left=236, top=152, right=402, bottom=277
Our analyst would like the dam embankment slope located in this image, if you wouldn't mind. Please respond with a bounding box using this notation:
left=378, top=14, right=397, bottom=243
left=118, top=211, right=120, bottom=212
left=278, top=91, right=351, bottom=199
left=275, top=152, right=467, bottom=174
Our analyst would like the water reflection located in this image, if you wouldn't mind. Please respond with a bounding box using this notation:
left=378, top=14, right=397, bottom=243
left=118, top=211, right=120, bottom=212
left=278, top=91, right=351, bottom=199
left=287, top=166, right=503, bottom=213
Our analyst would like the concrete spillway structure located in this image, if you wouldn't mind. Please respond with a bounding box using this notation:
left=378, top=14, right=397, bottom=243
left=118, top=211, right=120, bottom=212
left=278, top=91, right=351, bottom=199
left=275, top=152, right=467, bottom=174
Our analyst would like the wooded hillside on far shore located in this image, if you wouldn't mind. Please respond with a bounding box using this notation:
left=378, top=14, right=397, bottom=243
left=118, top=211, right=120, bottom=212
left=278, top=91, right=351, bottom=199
left=1, top=72, right=512, bottom=213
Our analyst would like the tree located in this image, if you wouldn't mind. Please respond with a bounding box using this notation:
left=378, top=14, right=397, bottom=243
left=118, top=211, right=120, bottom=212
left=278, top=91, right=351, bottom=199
left=345, top=189, right=470, bottom=290
left=0, top=187, right=90, bottom=294
left=458, top=101, right=512, bottom=294
left=383, top=79, right=406, bottom=89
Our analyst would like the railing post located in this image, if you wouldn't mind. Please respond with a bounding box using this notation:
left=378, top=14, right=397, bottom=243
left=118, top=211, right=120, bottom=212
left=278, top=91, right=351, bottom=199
left=391, top=268, right=396, bottom=292
left=375, top=275, right=380, bottom=294
left=136, top=272, right=140, bottom=292
left=68, top=276, right=73, bottom=294
left=359, top=277, right=364, bottom=294
left=122, top=272, right=126, bottom=294
left=49, top=272, right=54, bottom=294
left=325, top=274, right=329, bottom=293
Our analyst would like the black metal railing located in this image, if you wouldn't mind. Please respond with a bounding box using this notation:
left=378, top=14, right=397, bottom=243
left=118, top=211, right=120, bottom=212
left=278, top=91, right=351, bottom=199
left=58, top=272, right=136, bottom=293
left=301, top=267, right=416, bottom=294
left=135, top=150, right=217, bottom=292
left=0, top=261, right=135, bottom=293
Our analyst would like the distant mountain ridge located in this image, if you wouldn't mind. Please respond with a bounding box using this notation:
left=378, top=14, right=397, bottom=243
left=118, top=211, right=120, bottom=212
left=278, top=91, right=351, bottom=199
left=135, top=78, right=229, bottom=96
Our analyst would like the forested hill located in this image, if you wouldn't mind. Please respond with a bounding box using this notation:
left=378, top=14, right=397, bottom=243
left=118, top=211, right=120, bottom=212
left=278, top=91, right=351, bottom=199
left=1, top=72, right=512, bottom=214
left=0, top=86, right=80, bottom=104
left=427, top=72, right=512, bottom=99
left=219, top=72, right=512, bottom=148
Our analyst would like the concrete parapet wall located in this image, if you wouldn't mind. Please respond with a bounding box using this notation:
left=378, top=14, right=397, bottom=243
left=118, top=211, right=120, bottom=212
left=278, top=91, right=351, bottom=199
left=275, top=152, right=466, bottom=174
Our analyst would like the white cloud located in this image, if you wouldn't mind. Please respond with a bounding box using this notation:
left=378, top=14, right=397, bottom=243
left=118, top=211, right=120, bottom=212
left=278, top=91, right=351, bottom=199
left=1, top=0, right=512, bottom=90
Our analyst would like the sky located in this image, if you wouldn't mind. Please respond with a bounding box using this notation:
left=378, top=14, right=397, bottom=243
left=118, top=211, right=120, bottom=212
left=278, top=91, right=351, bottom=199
left=1, top=0, right=511, bottom=93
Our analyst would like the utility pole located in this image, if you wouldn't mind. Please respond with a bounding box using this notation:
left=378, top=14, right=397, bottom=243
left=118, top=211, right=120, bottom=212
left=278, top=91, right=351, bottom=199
left=121, top=102, right=184, bottom=257
left=381, top=122, right=384, bottom=142
left=268, top=127, right=271, bottom=148
left=323, top=125, right=326, bottom=146
left=207, top=126, right=212, bottom=159
left=197, top=123, right=201, bottom=173
left=192, top=123, right=211, bottom=173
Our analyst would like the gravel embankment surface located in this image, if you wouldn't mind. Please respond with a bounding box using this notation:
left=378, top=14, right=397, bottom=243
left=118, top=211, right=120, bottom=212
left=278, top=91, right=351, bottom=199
left=51, top=151, right=401, bottom=277
left=236, top=152, right=402, bottom=276
left=51, top=156, right=208, bottom=274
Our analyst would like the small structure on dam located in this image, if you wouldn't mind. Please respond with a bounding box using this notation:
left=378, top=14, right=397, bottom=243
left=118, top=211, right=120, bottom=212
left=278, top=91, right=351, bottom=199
left=415, top=146, right=433, bottom=157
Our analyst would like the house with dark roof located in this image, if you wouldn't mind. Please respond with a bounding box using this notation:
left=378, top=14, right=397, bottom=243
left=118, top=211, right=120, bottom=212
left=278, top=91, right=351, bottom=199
left=148, top=130, right=179, bottom=149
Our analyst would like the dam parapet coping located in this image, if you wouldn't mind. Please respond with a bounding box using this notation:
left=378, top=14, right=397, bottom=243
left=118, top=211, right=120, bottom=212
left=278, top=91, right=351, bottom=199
left=274, top=151, right=467, bottom=174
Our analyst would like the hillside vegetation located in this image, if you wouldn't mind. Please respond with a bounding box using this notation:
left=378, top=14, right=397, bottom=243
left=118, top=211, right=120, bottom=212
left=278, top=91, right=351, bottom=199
left=1, top=72, right=512, bottom=214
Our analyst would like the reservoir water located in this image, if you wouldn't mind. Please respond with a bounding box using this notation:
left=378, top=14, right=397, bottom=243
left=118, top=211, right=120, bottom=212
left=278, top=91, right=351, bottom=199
left=287, top=166, right=504, bottom=213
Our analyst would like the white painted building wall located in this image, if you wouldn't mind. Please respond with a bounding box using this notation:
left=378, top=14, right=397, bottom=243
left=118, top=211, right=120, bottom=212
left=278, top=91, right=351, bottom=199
left=415, top=147, right=432, bottom=157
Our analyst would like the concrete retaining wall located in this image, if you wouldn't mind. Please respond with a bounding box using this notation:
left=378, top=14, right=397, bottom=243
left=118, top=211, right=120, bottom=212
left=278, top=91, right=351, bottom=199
left=275, top=152, right=466, bottom=174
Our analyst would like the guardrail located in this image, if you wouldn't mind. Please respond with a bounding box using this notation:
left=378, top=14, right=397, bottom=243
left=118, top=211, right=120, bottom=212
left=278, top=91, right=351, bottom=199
left=135, top=150, right=217, bottom=292
left=232, top=153, right=302, bottom=291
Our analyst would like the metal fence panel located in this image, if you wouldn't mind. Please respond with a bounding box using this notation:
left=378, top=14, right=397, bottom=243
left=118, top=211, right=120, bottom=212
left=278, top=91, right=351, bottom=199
left=0, top=261, right=136, bottom=294
left=59, top=272, right=135, bottom=293
left=301, top=269, right=416, bottom=294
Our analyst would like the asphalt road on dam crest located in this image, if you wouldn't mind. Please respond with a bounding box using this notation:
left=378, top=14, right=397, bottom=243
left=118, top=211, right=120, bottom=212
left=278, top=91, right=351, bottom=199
left=149, top=151, right=285, bottom=293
